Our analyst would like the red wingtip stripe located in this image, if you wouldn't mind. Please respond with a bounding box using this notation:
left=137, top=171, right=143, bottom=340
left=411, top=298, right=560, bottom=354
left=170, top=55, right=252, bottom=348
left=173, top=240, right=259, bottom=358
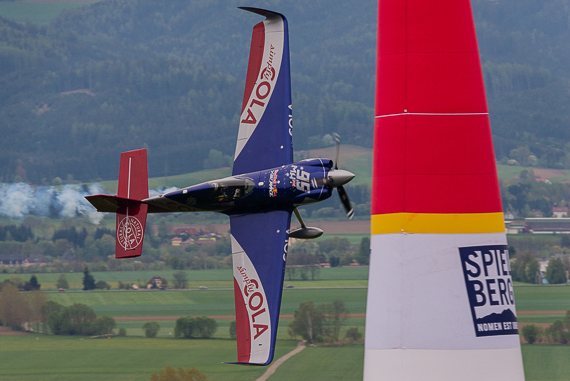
left=234, top=277, right=251, bottom=363
left=241, top=22, right=265, bottom=113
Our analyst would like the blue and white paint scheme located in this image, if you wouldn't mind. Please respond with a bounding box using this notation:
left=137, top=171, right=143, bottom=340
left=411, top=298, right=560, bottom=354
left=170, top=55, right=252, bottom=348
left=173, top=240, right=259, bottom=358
left=86, top=7, right=355, bottom=366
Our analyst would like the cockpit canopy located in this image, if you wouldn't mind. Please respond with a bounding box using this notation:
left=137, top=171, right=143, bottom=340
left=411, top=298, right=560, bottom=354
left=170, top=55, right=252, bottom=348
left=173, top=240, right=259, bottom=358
left=208, top=177, right=255, bottom=202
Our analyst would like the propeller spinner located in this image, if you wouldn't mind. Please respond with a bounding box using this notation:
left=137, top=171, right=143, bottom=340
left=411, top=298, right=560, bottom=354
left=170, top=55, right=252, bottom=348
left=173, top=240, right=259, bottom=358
left=327, top=133, right=355, bottom=219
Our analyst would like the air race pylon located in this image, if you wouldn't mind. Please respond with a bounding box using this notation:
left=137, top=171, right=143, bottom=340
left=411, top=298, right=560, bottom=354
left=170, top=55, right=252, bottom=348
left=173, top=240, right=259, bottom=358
left=363, top=0, right=525, bottom=379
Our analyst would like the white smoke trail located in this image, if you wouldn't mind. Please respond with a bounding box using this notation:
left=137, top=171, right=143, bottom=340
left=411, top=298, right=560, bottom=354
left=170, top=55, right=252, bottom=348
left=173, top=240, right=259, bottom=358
left=0, top=183, right=180, bottom=224
left=0, top=183, right=108, bottom=224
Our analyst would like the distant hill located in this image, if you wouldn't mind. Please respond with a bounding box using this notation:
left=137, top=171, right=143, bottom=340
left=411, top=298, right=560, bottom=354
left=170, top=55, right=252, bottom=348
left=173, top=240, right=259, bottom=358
left=0, top=0, right=569, bottom=184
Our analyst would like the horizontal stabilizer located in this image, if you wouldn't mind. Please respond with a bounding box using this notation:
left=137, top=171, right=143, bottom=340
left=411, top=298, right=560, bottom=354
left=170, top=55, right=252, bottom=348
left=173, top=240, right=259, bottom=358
left=85, top=195, right=141, bottom=213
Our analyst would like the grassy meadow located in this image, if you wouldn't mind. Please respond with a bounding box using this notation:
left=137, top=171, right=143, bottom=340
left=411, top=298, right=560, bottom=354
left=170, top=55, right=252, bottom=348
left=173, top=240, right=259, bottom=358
left=2, top=270, right=570, bottom=379
left=0, top=266, right=369, bottom=290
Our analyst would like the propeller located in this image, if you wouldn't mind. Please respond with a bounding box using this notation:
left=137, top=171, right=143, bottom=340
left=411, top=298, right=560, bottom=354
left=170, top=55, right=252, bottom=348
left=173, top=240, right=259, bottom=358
left=327, top=133, right=355, bottom=219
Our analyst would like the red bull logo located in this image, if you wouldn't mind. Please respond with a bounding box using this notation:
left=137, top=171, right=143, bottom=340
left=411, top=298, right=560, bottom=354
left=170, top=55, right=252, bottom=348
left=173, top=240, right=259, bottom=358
left=269, top=169, right=279, bottom=197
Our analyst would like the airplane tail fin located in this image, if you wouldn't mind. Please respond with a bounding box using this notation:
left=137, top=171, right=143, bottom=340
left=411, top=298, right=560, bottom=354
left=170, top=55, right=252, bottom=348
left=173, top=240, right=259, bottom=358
left=115, top=149, right=148, bottom=258
left=86, top=149, right=149, bottom=258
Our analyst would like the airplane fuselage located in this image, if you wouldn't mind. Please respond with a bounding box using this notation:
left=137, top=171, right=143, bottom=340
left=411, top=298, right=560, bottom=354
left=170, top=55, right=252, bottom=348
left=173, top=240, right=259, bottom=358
left=143, top=158, right=344, bottom=215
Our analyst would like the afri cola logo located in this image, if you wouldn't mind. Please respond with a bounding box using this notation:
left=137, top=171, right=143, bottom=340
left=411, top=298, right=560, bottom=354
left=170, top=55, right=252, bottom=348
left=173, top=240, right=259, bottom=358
left=117, top=216, right=144, bottom=251
left=459, top=245, right=518, bottom=337
left=236, top=266, right=269, bottom=340
left=241, top=44, right=277, bottom=125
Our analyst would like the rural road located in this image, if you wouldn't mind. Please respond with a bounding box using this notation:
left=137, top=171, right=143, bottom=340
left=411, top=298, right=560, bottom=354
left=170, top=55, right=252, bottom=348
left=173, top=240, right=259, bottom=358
left=255, top=341, right=306, bottom=381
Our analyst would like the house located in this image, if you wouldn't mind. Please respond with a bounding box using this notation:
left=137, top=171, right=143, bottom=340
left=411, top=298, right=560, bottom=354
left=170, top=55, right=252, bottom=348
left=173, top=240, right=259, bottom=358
left=553, top=207, right=569, bottom=218
left=148, top=276, right=166, bottom=289
left=0, top=254, right=47, bottom=268
left=505, top=220, right=525, bottom=235
left=196, top=237, right=217, bottom=245
left=171, top=237, right=182, bottom=246
left=525, top=218, right=570, bottom=234
left=0, top=254, right=25, bottom=268
left=174, top=227, right=200, bottom=236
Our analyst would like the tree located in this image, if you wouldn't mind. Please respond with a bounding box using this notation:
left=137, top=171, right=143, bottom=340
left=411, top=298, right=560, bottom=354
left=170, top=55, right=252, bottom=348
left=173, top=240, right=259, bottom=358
left=321, top=299, right=349, bottom=342
left=173, top=271, right=188, bottom=289
left=56, top=274, right=69, bottom=289
left=229, top=321, right=236, bottom=340
left=25, top=275, right=41, bottom=291
left=546, top=257, right=567, bottom=284
left=50, top=303, right=97, bottom=335
left=356, top=237, right=370, bottom=265
left=521, top=324, right=542, bottom=344
left=345, top=327, right=362, bottom=342
left=545, top=320, right=570, bottom=344
left=150, top=366, right=208, bottom=381
left=40, top=300, right=64, bottom=334
left=288, top=301, right=324, bottom=344
left=0, top=283, right=31, bottom=331
left=175, top=317, right=195, bottom=338
left=83, top=267, right=96, bottom=290
left=91, top=316, right=116, bottom=335
left=174, top=316, right=217, bottom=339
left=29, top=290, right=47, bottom=333
left=95, top=280, right=110, bottom=290
left=512, top=252, right=540, bottom=283
left=193, top=316, right=217, bottom=339
left=143, top=321, right=160, bottom=338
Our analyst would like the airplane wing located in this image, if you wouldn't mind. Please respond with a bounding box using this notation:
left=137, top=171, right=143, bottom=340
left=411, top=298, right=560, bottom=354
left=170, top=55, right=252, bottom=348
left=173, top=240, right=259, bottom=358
left=229, top=210, right=291, bottom=365
left=233, top=8, right=293, bottom=175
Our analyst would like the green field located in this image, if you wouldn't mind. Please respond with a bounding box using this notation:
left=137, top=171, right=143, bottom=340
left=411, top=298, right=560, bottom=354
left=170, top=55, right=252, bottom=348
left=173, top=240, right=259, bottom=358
left=3, top=270, right=570, bottom=379
left=45, top=288, right=368, bottom=318
left=0, top=335, right=293, bottom=381
left=0, top=267, right=370, bottom=290
left=1, top=334, right=568, bottom=381
left=514, top=285, right=570, bottom=312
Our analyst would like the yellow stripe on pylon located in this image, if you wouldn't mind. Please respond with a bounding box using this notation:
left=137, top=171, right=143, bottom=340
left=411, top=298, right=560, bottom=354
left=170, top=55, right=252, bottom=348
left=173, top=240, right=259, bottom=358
left=371, top=212, right=505, bottom=235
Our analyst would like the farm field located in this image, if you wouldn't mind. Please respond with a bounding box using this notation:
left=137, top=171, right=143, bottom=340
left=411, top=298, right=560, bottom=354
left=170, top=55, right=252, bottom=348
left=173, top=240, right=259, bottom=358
left=0, top=266, right=370, bottom=290
left=0, top=335, right=295, bottom=381
left=2, top=279, right=570, bottom=379
left=2, top=334, right=568, bottom=381
left=46, top=288, right=368, bottom=318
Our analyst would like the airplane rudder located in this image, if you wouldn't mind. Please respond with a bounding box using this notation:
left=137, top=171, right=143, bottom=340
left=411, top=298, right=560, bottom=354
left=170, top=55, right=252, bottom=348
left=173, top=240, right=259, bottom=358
left=118, top=148, right=149, bottom=201
left=115, top=203, right=148, bottom=259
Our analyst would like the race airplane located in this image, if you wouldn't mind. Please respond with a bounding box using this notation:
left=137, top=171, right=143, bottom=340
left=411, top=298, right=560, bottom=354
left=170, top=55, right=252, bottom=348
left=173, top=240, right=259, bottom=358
left=85, top=7, right=354, bottom=365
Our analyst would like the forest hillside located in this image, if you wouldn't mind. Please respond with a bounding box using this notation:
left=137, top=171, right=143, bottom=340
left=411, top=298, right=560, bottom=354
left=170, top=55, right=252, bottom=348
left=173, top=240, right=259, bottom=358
left=0, top=0, right=569, bottom=184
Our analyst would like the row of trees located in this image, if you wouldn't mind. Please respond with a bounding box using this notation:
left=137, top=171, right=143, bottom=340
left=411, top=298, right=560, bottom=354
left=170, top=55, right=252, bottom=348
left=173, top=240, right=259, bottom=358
left=0, top=284, right=115, bottom=335
left=285, top=237, right=370, bottom=281
left=511, top=251, right=570, bottom=284
left=174, top=316, right=217, bottom=339
left=288, top=299, right=361, bottom=344
left=0, top=218, right=369, bottom=281
left=522, top=310, right=570, bottom=345
left=502, top=171, right=570, bottom=218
